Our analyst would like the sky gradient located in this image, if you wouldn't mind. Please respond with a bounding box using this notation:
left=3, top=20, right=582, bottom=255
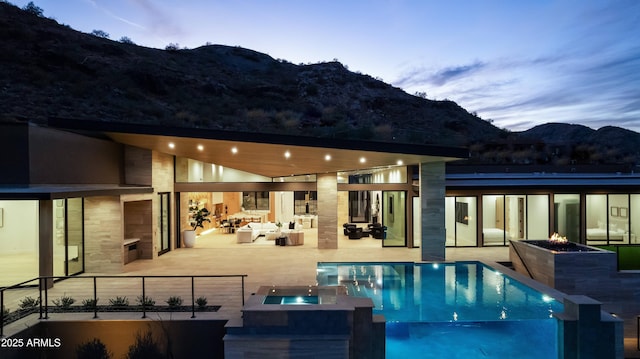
left=12, top=0, right=640, bottom=132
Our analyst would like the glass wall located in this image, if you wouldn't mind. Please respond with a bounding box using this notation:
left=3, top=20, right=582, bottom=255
left=632, top=195, right=640, bottom=244
left=482, top=195, right=508, bottom=246
left=586, top=194, right=638, bottom=245
left=554, top=194, right=580, bottom=243
left=54, top=198, right=84, bottom=277
left=383, top=191, right=406, bottom=247
left=159, top=192, right=170, bottom=255
left=481, top=194, right=549, bottom=246
left=527, top=195, right=549, bottom=239
left=0, top=200, right=39, bottom=286
left=66, top=198, right=84, bottom=275
left=445, top=196, right=477, bottom=247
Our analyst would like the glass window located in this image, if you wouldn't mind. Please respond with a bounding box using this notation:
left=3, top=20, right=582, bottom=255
left=505, top=195, right=526, bottom=240
left=66, top=198, right=84, bottom=275
left=294, top=191, right=317, bottom=215
left=631, top=195, right=640, bottom=244
left=609, top=194, right=629, bottom=244
left=242, top=192, right=269, bottom=211
left=446, top=196, right=477, bottom=247
left=0, top=200, right=39, bottom=287
left=526, top=195, right=549, bottom=239
left=482, top=195, right=507, bottom=246
left=53, top=199, right=66, bottom=277
left=554, top=194, right=580, bottom=243
left=586, top=194, right=608, bottom=245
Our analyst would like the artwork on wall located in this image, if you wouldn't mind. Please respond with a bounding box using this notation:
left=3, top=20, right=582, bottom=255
left=610, top=206, right=619, bottom=217
left=0, top=208, right=3, bottom=227
left=620, top=207, right=628, bottom=218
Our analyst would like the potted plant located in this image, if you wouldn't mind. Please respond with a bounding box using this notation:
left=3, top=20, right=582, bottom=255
left=276, top=221, right=283, bottom=235
left=183, top=207, right=210, bottom=248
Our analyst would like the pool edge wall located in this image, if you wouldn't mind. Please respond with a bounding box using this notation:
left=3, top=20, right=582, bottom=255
left=225, top=287, right=384, bottom=359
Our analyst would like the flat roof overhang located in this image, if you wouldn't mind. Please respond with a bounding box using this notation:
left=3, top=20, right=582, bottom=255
left=0, top=184, right=154, bottom=200
left=446, top=173, right=640, bottom=191
left=49, top=118, right=469, bottom=178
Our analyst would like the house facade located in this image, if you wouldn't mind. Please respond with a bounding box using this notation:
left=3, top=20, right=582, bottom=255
left=0, top=120, right=466, bottom=287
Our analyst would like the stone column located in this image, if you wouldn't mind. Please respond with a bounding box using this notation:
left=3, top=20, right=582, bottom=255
left=317, top=172, right=338, bottom=249
left=420, top=162, right=446, bottom=261
left=39, top=200, right=54, bottom=289
left=84, top=196, right=124, bottom=273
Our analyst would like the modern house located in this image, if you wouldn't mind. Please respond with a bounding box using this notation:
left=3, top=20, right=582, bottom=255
left=0, top=119, right=468, bottom=287
left=3, top=119, right=640, bottom=287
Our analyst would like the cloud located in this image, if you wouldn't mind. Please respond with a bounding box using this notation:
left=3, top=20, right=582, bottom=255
left=394, top=60, right=486, bottom=88
left=84, top=0, right=145, bottom=30
left=130, top=0, right=185, bottom=38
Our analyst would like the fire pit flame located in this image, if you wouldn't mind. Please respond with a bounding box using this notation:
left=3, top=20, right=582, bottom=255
left=549, top=232, right=568, bottom=243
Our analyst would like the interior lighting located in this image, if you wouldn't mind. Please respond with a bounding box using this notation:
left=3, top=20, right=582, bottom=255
left=284, top=151, right=291, bottom=159
left=231, top=147, right=238, bottom=154
left=168, top=142, right=175, bottom=149
left=359, top=157, right=366, bottom=164
left=324, top=154, right=331, bottom=161
left=197, top=144, right=204, bottom=151
left=397, top=160, right=403, bottom=165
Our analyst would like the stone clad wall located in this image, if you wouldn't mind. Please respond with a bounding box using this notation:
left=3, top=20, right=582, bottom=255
left=420, top=162, right=446, bottom=261
left=84, top=196, right=123, bottom=273
left=317, top=173, right=338, bottom=249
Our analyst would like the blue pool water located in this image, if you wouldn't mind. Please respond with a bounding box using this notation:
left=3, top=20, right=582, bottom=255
left=316, top=262, right=563, bottom=359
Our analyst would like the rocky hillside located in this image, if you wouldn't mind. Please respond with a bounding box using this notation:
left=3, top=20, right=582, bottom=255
left=0, top=2, right=502, bottom=147
left=1, top=2, right=638, bottom=169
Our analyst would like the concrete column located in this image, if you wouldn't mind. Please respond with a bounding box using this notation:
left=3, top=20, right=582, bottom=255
left=39, top=200, right=54, bottom=289
left=420, top=162, right=446, bottom=261
left=317, top=173, right=338, bottom=249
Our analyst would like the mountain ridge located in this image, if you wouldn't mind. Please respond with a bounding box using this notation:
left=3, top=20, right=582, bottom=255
left=1, top=2, right=638, bottom=170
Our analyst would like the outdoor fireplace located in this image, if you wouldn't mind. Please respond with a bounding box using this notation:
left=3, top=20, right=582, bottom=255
left=509, top=235, right=616, bottom=292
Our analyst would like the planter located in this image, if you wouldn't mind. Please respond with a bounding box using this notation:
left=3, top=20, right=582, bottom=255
left=183, top=230, right=196, bottom=248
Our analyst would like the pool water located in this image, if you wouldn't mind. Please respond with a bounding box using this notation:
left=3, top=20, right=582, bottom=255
left=263, top=295, right=319, bottom=305
left=316, top=262, right=563, bottom=359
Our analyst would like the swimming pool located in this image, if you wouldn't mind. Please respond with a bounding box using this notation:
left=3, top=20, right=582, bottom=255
left=316, top=261, right=563, bottom=359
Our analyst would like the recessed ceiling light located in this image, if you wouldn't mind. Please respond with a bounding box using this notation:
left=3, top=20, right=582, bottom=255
left=359, top=157, right=366, bottom=163
left=197, top=144, right=204, bottom=151
left=284, top=151, right=291, bottom=159
left=325, top=154, right=331, bottom=161
left=231, top=147, right=238, bottom=154
left=397, top=160, right=403, bottom=165
left=168, top=143, right=175, bottom=149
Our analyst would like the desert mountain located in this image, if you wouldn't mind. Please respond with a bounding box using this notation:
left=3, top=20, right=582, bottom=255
left=1, top=2, right=638, bottom=170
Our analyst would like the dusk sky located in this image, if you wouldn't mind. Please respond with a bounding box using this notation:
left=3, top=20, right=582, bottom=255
left=12, top=0, right=640, bottom=133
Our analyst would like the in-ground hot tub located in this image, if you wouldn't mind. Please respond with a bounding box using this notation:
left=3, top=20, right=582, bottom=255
left=509, top=237, right=617, bottom=293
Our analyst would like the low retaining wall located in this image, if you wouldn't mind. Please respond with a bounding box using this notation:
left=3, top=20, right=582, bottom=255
left=0, top=318, right=227, bottom=359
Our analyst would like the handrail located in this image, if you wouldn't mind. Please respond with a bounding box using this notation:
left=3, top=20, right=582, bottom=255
left=1, top=274, right=247, bottom=337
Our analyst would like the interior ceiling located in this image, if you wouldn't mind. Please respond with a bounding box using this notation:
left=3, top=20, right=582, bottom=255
left=107, top=132, right=461, bottom=178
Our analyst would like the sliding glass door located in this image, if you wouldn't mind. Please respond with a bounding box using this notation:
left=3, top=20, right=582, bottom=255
left=382, top=191, right=406, bottom=247
left=159, top=192, right=171, bottom=255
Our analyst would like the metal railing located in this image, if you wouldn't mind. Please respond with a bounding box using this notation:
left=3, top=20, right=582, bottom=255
left=1, top=274, right=247, bottom=337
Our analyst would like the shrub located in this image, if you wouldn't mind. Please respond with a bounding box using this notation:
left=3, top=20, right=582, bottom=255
left=126, top=331, right=163, bottom=359
left=52, top=295, right=75, bottom=309
left=76, top=338, right=113, bottom=359
left=195, top=296, right=207, bottom=309
left=119, top=36, right=135, bottom=45
left=165, top=43, right=180, bottom=52
left=166, top=296, right=182, bottom=309
left=19, top=296, right=40, bottom=310
left=136, top=295, right=155, bottom=307
left=91, top=29, right=110, bottom=38
left=82, top=298, right=99, bottom=309
left=23, top=1, right=43, bottom=17
left=108, top=296, right=129, bottom=307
